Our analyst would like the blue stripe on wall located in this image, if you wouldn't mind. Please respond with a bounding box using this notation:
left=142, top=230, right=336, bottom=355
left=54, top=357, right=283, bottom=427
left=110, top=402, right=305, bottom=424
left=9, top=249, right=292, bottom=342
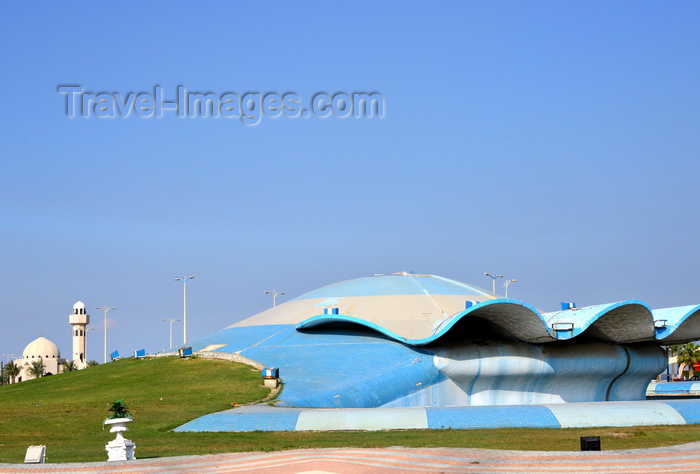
left=426, top=405, right=560, bottom=429
left=175, top=406, right=303, bottom=432
left=653, top=382, right=698, bottom=393
left=662, top=400, right=700, bottom=423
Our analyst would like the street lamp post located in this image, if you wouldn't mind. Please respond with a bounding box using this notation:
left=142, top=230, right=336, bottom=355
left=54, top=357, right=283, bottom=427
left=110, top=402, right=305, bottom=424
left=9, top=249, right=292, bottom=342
left=484, top=272, right=504, bottom=294
left=162, top=318, right=180, bottom=349
left=263, top=290, right=285, bottom=308
left=95, top=306, right=116, bottom=363
left=174, top=275, right=195, bottom=344
left=504, top=279, right=518, bottom=298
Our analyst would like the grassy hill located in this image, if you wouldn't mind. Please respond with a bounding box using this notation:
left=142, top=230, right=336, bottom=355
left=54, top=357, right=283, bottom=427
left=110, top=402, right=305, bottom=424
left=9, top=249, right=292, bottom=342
left=2, top=356, right=700, bottom=463
left=0, top=356, right=269, bottom=462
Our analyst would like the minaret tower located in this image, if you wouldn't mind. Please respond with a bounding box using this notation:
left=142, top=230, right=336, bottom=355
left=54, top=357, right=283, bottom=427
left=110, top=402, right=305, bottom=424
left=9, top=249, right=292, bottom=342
left=69, top=301, right=90, bottom=369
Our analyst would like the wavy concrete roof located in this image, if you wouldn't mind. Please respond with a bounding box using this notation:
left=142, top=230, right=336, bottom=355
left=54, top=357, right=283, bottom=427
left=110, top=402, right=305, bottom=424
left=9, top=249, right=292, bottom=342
left=298, top=299, right=552, bottom=344
left=231, top=273, right=700, bottom=345
left=542, top=301, right=655, bottom=343
left=298, top=297, right=700, bottom=345
left=652, top=305, right=700, bottom=344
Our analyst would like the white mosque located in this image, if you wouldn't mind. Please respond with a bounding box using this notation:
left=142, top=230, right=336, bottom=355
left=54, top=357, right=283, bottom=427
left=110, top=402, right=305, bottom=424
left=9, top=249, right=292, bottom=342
left=12, top=301, right=90, bottom=382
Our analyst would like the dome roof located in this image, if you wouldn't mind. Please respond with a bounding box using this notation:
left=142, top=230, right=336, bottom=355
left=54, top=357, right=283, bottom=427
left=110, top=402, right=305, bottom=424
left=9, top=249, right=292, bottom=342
left=22, top=336, right=60, bottom=359
left=231, top=273, right=496, bottom=339
left=294, top=272, right=491, bottom=299
left=73, top=301, right=86, bottom=310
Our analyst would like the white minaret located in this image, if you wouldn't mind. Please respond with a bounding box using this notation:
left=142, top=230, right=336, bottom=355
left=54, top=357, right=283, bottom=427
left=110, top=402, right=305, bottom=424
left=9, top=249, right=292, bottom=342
left=69, top=301, right=90, bottom=369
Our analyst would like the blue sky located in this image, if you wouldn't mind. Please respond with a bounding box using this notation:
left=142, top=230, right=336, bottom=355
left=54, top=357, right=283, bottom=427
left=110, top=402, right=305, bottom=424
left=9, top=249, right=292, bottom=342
left=1, top=2, right=699, bottom=360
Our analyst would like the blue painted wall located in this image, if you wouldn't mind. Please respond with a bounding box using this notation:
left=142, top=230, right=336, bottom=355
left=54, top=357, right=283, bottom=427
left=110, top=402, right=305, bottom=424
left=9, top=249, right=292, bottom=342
left=189, top=325, right=666, bottom=408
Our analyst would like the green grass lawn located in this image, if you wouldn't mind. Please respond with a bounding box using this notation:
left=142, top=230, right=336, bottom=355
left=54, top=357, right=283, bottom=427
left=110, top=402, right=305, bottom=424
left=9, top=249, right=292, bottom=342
left=0, top=356, right=268, bottom=463
left=2, top=357, right=700, bottom=463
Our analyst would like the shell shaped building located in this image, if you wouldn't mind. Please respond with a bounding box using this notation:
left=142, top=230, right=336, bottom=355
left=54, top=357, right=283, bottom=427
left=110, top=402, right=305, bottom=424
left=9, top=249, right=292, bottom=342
left=187, top=272, right=700, bottom=410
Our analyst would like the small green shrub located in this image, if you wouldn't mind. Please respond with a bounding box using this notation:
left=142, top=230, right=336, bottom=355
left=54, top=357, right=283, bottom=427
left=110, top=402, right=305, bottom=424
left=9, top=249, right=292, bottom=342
left=108, top=399, right=131, bottom=419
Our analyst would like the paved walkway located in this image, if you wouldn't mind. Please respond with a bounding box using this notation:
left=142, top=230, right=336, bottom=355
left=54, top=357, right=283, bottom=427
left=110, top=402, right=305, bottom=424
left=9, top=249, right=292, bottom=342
left=2, top=443, right=700, bottom=473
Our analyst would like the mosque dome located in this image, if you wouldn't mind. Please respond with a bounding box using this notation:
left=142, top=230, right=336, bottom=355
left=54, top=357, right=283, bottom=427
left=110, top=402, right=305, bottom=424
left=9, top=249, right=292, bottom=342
left=22, top=336, right=61, bottom=360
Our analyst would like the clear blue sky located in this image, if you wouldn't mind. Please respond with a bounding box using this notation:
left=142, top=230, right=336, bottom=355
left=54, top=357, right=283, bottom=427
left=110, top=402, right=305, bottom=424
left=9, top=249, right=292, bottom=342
left=1, top=2, right=699, bottom=360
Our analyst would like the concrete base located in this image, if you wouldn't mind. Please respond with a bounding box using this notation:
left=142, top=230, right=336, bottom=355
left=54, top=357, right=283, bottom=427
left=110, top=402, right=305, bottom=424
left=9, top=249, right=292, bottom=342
left=175, top=399, right=700, bottom=432
left=104, top=418, right=136, bottom=461
left=106, top=438, right=136, bottom=461
left=263, top=378, right=279, bottom=389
